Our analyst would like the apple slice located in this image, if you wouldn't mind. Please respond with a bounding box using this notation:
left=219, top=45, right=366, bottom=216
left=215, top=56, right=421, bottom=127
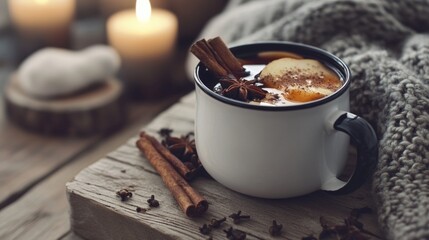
left=259, top=57, right=342, bottom=102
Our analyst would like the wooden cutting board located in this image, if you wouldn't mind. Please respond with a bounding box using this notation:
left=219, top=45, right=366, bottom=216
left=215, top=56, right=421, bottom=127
left=66, top=92, right=382, bottom=240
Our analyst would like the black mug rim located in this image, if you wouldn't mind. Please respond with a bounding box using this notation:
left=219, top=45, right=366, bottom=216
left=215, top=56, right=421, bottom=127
left=194, top=41, right=351, bottom=111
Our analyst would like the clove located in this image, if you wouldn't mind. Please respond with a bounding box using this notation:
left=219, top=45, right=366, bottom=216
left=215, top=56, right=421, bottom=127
left=116, top=189, right=132, bottom=201
left=199, top=224, right=212, bottom=235
left=210, top=217, right=227, bottom=229
left=147, top=195, right=160, bottom=207
left=136, top=206, right=147, bottom=213
left=269, top=220, right=283, bottom=236
left=158, top=128, right=173, bottom=137
left=224, top=227, right=246, bottom=240
left=229, top=210, right=250, bottom=224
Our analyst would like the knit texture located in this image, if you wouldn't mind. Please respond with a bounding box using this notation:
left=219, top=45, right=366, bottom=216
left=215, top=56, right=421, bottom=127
left=189, top=0, right=429, bottom=239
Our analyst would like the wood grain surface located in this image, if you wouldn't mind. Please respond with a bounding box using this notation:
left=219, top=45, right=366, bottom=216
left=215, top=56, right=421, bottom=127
left=67, top=93, right=382, bottom=240
left=0, top=96, right=183, bottom=240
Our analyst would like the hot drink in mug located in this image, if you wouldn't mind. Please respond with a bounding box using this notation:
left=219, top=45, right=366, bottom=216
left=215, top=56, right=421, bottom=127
left=192, top=40, right=378, bottom=198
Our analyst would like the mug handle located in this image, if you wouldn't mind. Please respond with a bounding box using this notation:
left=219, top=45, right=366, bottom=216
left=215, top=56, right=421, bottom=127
left=322, top=112, right=378, bottom=194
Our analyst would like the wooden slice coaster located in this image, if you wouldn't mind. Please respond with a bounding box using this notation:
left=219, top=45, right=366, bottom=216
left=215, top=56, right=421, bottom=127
left=4, top=74, right=125, bottom=137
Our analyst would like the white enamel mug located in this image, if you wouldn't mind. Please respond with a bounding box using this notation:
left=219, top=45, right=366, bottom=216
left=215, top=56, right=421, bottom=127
left=193, top=42, right=378, bottom=198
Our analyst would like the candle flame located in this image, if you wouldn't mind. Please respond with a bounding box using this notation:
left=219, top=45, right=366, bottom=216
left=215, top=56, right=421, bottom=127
left=35, top=0, right=50, bottom=5
left=136, top=0, right=152, bottom=22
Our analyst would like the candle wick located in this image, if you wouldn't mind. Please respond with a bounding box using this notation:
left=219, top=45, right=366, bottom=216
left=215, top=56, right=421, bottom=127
left=136, top=0, right=152, bottom=22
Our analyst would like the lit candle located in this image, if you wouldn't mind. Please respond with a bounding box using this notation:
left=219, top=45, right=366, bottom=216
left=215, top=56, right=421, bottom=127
left=99, top=0, right=168, bottom=18
left=107, top=0, right=178, bottom=99
left=8, top=0, right=75, bottom=61
left=107, top=0, right=177, bottom=60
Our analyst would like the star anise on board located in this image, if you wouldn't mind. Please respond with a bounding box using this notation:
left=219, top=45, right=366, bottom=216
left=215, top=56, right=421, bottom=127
left=159, top=129, right=203, bottom=175
left=220, top=78, right=267, bottom=102
left=164, top=133, right=196, bottom=162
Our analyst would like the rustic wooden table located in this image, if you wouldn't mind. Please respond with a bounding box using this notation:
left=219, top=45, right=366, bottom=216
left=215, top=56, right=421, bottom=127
left=0, top=20, right=384, bottom=240
left=65, top=92, right=383, bottom=240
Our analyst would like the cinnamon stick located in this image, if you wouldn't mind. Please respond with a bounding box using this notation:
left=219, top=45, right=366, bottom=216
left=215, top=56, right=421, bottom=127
left=143, top=133, right=194, bottom=181
left=190, top=39, right=229, bottom=77
left=190, top=37, right=247, bottom=78
left=208, top=37, right=246, bottom=78
left=136, top=132, right=208, bottom=217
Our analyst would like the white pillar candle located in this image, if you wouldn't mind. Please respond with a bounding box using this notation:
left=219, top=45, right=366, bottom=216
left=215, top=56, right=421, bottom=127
left=106, top=0, right=178, bottom=99
left=9, top=0, right=75, bottom=33
left=107, top=0, right=177, bottom=60
left=8, top=0, right=76, bottom=61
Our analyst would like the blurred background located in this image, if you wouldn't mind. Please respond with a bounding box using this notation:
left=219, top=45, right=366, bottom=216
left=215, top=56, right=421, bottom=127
left=0, top=0, right=229, bottom=99
left=0, top=0, right=229, bottom=136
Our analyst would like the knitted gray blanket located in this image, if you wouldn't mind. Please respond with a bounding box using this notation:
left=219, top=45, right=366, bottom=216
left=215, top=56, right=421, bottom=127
left=189, top=0, right=429, bottom=239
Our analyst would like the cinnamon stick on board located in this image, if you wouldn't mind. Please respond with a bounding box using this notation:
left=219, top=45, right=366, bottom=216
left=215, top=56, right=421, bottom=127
left=136, top=132, right=208, bottom=217
left=145, top=133, right=194, bottom=181
left=190, top=37, right=247, bottom=78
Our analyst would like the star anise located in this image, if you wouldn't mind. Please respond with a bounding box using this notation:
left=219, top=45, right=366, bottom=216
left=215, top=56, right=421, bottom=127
left=159, top=130, right=205, bottom=178
left=220, top=78, right=266, bottom=102
left=164, top=133, right=197, bottom=162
